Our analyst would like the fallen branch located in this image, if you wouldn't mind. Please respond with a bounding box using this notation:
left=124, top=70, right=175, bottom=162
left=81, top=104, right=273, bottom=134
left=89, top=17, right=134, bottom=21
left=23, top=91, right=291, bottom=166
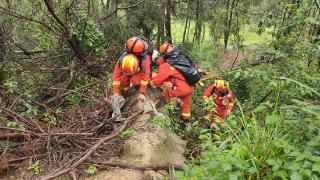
left=0, top=126, right=37, bottom=135
left=42, top=110, right=144, bottom=180
left=45, top=81, right=100, bottom=104
left=93, top=162, right=183, bottom=171
left=98, top=0, right=146, bottom=22
left=0, top=132, right=32, bottom=139
left=14, top=49, right=47, bottom=55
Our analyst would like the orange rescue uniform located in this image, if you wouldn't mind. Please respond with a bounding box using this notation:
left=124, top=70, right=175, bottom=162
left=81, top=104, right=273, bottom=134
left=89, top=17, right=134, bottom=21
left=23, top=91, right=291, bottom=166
left=203, top=85, right=235, bottom=125
left=152, top=60, right=194, bottom=120
left=112, top=52, right=151, bottom=95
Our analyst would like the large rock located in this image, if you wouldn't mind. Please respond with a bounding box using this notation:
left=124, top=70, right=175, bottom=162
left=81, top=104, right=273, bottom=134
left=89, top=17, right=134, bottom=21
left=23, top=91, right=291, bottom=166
left=85, top=168, right=144, bottom=180
left=121, top=91, right=186, bottom=166
left=122, top=125, right=185, bottom=166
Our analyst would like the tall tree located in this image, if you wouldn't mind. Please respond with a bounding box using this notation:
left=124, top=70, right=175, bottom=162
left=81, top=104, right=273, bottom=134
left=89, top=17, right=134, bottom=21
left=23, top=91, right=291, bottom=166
left=223, top=0, right=237, bottom=50
left=193, top=0, right=203, bottom=42
left=165, top=0, right=172, bottom=43
left=157, top=0, right=166, bottom=47
left=0, top=20, right=7, bottom=62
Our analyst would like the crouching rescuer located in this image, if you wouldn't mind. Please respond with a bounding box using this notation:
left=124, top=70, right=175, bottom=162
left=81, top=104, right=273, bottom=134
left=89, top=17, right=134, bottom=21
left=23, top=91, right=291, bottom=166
left=112, top=36, right=152, bottom=101
left=203, top=79, right=234, bottom=127
left=150, top=43, right=201, bottom=120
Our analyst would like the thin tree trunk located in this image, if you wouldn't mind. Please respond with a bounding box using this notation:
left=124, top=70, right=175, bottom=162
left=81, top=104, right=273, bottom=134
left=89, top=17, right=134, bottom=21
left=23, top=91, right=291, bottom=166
left=187, top=16, right=191, bottom=41
left=43, top=0, right=84, bottom=61
left=182, top=16, right=189, bottom=43
left=115, top=0, right=119, bottom=17
left=224, top=0, right=235, bottom=50
left=201, top=23, right=205, bottom=42
left=157, top=0, right=166, bottom=47
left=0, top=21, right=7, bottom=62
left=165, top=0, right=172, bottom=43
left=194, top=0, right=203, bottom=42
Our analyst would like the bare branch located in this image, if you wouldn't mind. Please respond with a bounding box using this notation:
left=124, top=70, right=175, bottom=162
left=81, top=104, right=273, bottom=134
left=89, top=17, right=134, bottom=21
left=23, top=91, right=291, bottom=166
left=98, top=0, right=146, bottom=22
left=0, top=6, right=58, bottom=34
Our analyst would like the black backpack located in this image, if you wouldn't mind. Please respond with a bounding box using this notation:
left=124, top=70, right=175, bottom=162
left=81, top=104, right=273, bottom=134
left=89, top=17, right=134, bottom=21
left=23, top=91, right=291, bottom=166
left=164, top=48, right=201, bottom=86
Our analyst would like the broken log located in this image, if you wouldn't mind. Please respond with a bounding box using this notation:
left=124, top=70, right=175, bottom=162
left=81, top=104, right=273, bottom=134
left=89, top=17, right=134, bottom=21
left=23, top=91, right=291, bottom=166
left=93, top=162, right=183, bottom=171
left=0, top=132, right=32, bottom=139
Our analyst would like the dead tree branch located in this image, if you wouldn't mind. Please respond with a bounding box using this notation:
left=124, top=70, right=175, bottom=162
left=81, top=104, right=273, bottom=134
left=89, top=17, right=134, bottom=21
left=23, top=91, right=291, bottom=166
left=42, top=110, right=144, bottom=180
left=98, top=0, right=146, bottom=22
left=93, top=162, right=183, bottom=171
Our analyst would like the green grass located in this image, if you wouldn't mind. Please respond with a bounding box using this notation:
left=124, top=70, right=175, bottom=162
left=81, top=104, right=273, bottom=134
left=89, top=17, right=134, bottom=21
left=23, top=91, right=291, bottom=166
left=171, top=19, right=273, bottom=50
left=239, top=25, right=273, bottom=48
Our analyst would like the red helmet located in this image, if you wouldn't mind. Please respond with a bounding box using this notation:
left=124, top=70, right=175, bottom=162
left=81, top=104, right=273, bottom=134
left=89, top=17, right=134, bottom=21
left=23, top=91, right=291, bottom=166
left=125, top=37, right=148, bottom=56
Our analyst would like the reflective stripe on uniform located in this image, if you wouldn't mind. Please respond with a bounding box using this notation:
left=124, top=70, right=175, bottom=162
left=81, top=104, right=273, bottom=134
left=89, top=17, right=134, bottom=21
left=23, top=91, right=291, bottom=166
left=181, top=113, right=191, bottom=117
left=170, top=66, right=175, bottom=71
left=140, top=80, right=148, bottom=85
left=122, top=87, right=130, bottom=90
left=113, top=81, right=121, bottom=85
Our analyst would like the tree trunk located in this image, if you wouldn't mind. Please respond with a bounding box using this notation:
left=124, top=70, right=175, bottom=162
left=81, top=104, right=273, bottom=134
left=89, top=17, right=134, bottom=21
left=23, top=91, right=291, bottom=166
left=224, top=0, right=236, bottom=50
left=115, top=0, right=120, bottom=17
left=157, top=0, right=166, bottom=47
left=0, top=20, right=7, bottom=62
left=194, top=0, right=202, bottom=42
left=201, top=23, right=205, bottom=42
left=187, top=16, right=191, bottom=41
left=182, top=16, right=189, bottom=43
left=165, top=0, right=172, bottom=43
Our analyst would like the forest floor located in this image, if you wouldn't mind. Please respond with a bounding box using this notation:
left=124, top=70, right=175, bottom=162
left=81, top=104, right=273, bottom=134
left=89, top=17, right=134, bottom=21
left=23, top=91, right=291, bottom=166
left=1, top=47, right=249, bottom=180
left=217, top=48, right=247, bottom=70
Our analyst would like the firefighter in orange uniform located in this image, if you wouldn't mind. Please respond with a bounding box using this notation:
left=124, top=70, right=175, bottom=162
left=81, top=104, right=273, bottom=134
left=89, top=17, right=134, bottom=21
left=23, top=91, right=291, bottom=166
left=150, top=43, right=194, bottom=120
left=112, top=36, right=151, bottom=101
left=202, top=79, right=235, bottom=126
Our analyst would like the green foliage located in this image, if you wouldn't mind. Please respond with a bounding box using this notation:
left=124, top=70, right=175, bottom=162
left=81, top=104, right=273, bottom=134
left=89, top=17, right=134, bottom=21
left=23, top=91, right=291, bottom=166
left=4, top=77, right=18, bottom=94
left=22, top=101, right=39, bottom=117
left=175, top=1, right=320, bottom=177
left=73, top=18, right=105, bottom=58
left=150, top=115, right=170, bottom=128
left=43, top=113, right=57, bottom=126
left=85, top=164, right=98, bottom=175
left=178, top=42, right=219, bottom=71
left=28, top=161, right=41, bottom=175
left=4, top=119, right=26, bottom=131
left=66, top=93, right=81, bottom=106
left=121, top=128, right=135, bottom=138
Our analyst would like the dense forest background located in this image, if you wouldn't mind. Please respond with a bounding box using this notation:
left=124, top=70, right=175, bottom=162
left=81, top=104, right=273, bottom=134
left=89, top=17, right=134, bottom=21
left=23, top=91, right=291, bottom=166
left=0, top=0, right=319, bottom=179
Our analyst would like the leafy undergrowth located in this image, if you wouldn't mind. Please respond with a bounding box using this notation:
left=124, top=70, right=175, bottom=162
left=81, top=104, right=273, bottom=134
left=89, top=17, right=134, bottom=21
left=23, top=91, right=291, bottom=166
left=169, top=25, right=320, bottom=179
left=165, top=68, right=320, bottom=179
